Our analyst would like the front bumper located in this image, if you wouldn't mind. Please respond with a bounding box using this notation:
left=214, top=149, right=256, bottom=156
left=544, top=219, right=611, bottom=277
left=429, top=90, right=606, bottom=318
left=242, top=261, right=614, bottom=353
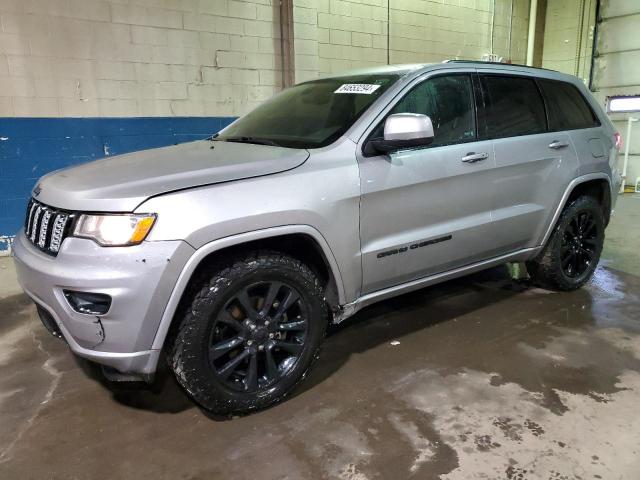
left=13, top=231, right=194, bottom=375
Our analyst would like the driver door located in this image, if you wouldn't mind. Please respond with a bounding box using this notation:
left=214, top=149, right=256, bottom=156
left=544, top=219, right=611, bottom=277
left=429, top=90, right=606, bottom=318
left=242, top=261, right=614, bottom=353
left=358, top=73, right=499, bottom=294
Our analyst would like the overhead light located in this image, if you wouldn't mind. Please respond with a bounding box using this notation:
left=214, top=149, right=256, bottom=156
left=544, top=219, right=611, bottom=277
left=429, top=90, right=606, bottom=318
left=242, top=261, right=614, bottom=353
left=607, top=96, right=640, bottom=113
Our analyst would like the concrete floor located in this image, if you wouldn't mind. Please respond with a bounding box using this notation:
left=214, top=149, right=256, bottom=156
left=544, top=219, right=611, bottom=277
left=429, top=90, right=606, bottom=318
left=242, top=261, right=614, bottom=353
left=1, top=195, right=640, bottom=480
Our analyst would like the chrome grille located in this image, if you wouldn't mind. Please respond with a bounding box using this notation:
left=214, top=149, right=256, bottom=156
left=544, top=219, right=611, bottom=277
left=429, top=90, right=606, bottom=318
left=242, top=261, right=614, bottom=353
left=24, top=199, right=74, bottom=256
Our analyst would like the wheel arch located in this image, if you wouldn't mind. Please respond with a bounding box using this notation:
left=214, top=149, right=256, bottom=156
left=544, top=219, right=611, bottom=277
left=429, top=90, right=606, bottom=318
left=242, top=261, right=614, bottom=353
left=565, top=178, right=612, bottom=226
left=151, top=225, right=346, bottom=351
left=539, top=173, right=612, bottom=248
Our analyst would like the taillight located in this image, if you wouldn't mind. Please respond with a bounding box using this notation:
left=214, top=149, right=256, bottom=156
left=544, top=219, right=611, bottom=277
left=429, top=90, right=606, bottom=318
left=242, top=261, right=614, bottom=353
left=614, top=132, right=622, bottom=150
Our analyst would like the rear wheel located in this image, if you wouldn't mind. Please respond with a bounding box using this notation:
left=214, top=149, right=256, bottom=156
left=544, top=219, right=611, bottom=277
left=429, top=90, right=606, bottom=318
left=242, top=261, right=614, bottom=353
left=168, top=251, right=328, bottom=415
left=526, top=195, right=604, bottom=291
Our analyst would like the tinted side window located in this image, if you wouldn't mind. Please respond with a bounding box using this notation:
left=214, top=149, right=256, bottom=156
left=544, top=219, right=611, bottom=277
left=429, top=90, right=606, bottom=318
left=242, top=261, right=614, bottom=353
left=479, top=75, right=547, bottom=139
left=538, top=79, right=599, bottom=131
left=388, top=75, right=476, bottom=147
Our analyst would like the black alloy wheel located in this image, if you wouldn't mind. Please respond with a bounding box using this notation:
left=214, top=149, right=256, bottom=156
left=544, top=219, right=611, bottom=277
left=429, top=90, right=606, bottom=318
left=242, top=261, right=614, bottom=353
left=209, top=281, right=309, bottom=393
left=526, top=195, right=605, bottom=291
left=560, top=210, right=599, bottom=279
left=168, top=251, right=328, bottom=414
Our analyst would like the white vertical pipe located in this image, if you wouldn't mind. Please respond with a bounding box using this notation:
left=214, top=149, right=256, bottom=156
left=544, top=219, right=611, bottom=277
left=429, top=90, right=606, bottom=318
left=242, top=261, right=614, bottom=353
left=620, top=117, right=638, bottom=193
left=526, top=0, right=538, bottom=66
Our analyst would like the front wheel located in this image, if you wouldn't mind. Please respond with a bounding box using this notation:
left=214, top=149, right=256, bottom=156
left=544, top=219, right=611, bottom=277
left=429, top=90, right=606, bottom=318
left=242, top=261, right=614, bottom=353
left=526, top=195, right=605, bottom=291
left=168, top=251, right=328, bottom=415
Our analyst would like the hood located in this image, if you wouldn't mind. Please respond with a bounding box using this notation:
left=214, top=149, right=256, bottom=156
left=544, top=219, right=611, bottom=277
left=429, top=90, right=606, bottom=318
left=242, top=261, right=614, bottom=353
left=35, top=140, right=309, bottom=212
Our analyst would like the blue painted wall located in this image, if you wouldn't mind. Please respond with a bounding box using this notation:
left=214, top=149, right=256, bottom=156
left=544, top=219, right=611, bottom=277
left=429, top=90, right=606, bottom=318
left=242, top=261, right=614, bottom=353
left=0, top=116, right=235, bottom=250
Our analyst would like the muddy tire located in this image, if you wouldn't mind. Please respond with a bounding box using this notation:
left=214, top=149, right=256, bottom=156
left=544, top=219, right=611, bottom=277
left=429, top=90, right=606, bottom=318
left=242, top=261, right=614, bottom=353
left=168, top=250, right=328, bottom=415
left=526, top=195, right=604, bottom=291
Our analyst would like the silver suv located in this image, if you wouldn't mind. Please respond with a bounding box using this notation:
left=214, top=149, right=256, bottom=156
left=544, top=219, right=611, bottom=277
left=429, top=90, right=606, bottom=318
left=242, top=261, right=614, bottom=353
left=14, top=62, right=622, bottom=414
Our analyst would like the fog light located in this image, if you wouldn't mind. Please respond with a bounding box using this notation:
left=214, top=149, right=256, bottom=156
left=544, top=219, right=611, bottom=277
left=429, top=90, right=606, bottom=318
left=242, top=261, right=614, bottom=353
left=64, top=290, right=112, bottom=315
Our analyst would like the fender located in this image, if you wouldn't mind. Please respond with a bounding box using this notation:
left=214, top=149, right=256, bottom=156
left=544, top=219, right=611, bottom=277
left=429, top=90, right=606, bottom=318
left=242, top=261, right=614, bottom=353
left=150, top=224, right=346, bottom=350
left=538, top=172, right=611, bottom=248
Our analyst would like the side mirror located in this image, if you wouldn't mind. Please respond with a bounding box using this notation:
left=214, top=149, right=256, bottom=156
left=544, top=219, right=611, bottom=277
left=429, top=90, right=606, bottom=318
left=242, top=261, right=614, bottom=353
left=368, top=113, right=434, bottom=154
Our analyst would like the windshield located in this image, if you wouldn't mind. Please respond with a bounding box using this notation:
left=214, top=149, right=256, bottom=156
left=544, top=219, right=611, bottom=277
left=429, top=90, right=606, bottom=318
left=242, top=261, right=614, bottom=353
left=215, top=74, right=400, bottom=149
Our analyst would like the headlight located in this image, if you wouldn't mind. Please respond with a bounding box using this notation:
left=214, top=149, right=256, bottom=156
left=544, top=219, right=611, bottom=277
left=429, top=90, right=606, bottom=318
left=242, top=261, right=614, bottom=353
left=73, top=214, right=156, bottom=246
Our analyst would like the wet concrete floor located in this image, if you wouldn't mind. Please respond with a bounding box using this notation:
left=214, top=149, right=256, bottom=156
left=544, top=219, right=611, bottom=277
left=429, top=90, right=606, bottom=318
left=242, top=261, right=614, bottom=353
left=1, top=196, right=640, bottom=479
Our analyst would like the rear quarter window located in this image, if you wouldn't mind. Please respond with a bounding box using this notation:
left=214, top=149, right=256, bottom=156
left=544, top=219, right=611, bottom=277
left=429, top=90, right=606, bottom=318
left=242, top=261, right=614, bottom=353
left=538, top=79, right=600, bottom=131
left=479, top=75, right=547, bottom=139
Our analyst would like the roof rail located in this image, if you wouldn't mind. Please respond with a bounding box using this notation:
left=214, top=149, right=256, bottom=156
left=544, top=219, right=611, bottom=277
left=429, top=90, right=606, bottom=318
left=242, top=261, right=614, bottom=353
left=442, top=59, right=557, bottom=72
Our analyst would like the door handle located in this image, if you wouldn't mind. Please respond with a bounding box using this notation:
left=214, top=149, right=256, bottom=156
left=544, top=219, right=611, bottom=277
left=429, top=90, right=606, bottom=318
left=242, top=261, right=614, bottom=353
left=549, top=140, right=569, bottom=149
left=461, top=152, right=489, bottom=163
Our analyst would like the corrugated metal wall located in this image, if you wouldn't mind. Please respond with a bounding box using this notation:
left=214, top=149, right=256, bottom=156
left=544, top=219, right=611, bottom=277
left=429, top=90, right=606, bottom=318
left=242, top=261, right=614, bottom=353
left=592, top=0, right=640, bottom=188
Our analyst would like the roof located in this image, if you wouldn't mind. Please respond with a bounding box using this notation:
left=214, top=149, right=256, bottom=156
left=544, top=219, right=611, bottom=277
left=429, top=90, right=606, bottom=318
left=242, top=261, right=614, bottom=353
left=320, top=61, right=563, bottom=77
left=312, top=60, right=578, bottom=85
left=320, top=64, right=430, bottom=78
left=442, top=59, right=558, bottom=73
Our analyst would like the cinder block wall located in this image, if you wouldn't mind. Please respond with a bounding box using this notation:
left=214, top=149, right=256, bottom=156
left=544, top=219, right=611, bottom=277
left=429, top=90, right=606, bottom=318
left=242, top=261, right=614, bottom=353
left=0, top=0, right=533, bottom=119
left=0, top=0, right=533, bottom=248
left=293, top=0, right=530, bottom=81
left=0, top=0, right=282, bottom=118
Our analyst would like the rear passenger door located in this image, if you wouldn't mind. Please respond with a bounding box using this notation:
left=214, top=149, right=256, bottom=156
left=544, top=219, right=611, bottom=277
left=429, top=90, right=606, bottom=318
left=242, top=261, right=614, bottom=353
left=537, top=78, right=605, bottom=181
left=477, top=72, right=580, bottom=252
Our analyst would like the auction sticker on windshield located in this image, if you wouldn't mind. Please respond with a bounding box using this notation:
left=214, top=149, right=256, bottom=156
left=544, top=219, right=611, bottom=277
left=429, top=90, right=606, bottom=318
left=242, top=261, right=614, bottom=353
left=334, top=84, right=381, bottom=94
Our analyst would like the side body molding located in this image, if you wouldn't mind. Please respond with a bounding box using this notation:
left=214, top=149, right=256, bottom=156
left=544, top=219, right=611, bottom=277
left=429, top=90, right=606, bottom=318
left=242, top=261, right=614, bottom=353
left=537, top=172, right=612, bottom=248
left=151, top=225, right=346, bottom=350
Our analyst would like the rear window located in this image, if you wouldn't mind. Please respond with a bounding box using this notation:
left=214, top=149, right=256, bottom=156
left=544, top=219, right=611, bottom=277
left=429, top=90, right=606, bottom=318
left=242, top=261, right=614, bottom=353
left=538, top=79, right=599, bottom=131
left=479, top=75, right=547, bottom=139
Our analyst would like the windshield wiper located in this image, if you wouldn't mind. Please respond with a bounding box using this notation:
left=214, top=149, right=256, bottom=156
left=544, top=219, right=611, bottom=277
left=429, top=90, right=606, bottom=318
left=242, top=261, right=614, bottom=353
left=220, top=136, right=281, bottom=147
